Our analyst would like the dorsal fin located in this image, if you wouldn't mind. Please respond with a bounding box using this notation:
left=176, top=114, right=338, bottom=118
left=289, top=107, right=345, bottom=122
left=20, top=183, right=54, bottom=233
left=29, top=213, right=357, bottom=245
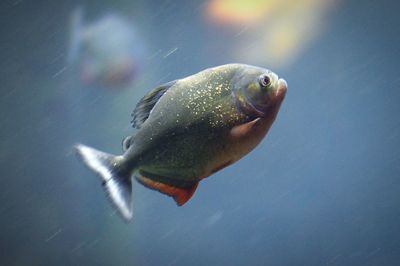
left=135, top=170, right=198, bottom=206
left=131, top=80, right=177, bottom=129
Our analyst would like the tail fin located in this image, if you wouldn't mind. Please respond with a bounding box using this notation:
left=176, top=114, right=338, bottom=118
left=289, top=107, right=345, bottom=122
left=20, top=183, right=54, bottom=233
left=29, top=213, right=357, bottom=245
left=75, top=144, right=133, bottom=221
left=67, top=7, right=84, bottom=64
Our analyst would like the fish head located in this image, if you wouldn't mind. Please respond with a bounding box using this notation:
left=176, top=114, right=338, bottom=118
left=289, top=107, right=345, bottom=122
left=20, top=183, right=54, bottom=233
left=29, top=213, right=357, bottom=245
left=232, top=65, right=287, bottom=117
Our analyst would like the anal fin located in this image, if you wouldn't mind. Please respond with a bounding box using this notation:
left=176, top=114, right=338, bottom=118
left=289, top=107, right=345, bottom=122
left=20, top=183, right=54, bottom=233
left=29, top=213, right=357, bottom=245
left=136, top=172, right=198, bottom=206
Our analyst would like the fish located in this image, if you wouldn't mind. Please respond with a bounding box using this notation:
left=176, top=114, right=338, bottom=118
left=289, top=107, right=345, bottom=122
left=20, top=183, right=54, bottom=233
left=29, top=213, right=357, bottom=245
left=75, top=63, right=287, bottom=221
left=205, top=0, right=337, bottom=68
left=68, top=7, right=145, bottom=88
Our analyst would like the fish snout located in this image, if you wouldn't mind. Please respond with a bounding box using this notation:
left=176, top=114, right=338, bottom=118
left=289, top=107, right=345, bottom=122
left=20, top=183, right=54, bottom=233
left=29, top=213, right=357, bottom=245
left=275, top=78, right=287, bottom=100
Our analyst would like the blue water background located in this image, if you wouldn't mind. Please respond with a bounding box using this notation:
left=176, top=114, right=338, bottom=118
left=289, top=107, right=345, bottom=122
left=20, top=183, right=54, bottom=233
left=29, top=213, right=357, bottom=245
left=0, top=0, right=399, bottom=265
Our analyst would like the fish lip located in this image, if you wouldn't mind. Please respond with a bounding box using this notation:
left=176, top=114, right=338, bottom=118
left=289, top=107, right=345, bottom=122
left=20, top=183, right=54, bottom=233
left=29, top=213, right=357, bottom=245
left=275, top=78, right=288, bottom=98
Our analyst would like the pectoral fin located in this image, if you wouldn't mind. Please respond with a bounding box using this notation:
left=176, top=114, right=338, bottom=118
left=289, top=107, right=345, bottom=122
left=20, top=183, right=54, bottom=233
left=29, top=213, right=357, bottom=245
left=136, top=172, right=198, bottom=206
left=230, top=118, right=261, bottom=139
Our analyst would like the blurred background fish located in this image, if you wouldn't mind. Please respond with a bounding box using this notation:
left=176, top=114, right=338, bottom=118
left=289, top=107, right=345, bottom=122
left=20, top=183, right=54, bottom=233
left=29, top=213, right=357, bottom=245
left=205, top=0, right=338, bottom=68
left=68, top=7, right=146, bottom=89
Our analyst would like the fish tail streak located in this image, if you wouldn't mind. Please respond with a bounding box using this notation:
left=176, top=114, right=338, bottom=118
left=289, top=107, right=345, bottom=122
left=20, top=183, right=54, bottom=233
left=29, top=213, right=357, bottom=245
left=75, top=144, right=133, bottom=221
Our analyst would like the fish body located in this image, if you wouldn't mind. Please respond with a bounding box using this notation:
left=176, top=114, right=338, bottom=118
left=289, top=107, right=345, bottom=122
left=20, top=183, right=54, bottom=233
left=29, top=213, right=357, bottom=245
left=76, top=64, right=287, bottom=220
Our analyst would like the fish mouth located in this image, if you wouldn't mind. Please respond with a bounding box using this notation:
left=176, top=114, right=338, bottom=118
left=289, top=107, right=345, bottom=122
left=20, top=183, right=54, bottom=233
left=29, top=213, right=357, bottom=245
left=275, top=78, right=288, bottom=99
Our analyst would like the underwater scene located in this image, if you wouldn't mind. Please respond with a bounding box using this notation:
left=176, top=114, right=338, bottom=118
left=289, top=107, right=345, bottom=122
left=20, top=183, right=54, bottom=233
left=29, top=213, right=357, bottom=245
left=1, top=0, right=400, bottom=265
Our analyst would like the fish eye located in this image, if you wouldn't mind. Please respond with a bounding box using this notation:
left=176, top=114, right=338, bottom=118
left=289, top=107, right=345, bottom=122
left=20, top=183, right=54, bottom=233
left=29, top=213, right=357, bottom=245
left=259, top=74, right=271, bottom=87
